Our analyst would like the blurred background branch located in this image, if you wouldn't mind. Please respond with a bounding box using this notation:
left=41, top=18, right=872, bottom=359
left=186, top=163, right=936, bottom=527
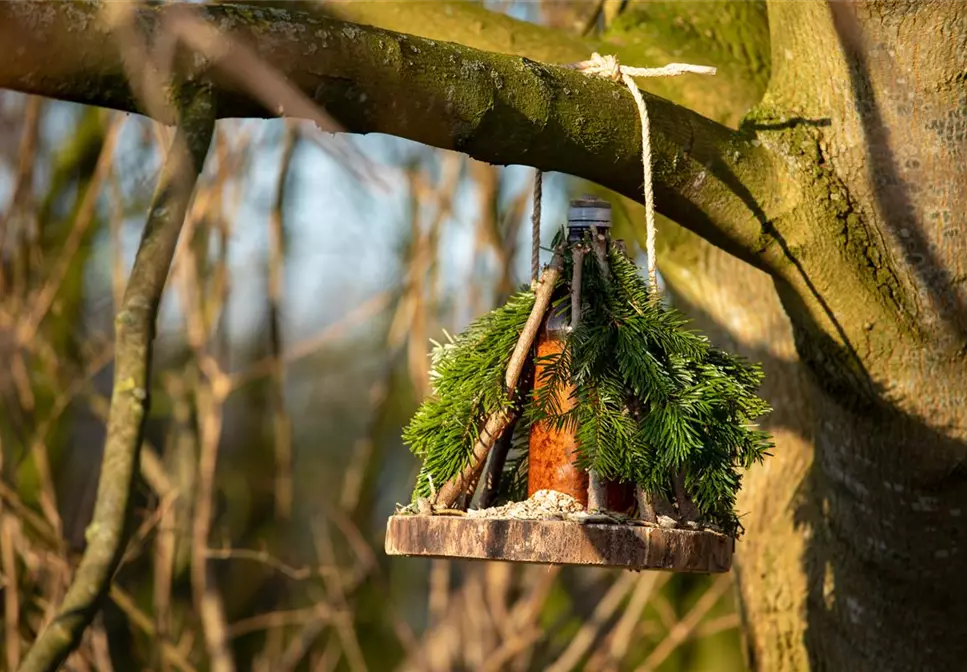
left=18, top=85, right=216, bottom=672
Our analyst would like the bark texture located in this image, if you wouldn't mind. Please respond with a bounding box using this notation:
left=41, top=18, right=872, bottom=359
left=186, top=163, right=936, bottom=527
left=0, top=1, right=788, bottom=270
left=385, top=515, right=734, bottom=573
left=2, top=1, right=967, bottom=670
left=742, top=3, right=967, bottom=670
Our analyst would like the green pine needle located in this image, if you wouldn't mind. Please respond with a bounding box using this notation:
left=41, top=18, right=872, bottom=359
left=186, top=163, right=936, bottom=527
left=403, top=288, right=535, bottom=501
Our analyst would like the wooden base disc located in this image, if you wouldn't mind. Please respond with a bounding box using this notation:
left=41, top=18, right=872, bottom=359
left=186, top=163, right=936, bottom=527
left=385, top=515, right=733, bottom=573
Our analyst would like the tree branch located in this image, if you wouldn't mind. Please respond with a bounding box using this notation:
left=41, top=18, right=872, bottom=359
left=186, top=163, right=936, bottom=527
left=0, top=1, right=791, bottom=271
left=17, top=89, right=215, bottom=672
left=322, top=0, right=769, bottom=125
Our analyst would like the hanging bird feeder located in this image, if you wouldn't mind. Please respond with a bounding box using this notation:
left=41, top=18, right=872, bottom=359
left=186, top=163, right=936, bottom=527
left=384, top=196, right=773, bottom=573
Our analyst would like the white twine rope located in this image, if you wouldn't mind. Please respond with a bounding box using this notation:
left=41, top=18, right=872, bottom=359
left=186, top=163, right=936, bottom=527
left=530, top=53, right=716, bottom=294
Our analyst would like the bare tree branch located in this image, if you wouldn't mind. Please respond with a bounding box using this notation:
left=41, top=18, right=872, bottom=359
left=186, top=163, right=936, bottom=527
left=17, top=88, right=215, bottom=672
left=268, top=122, right=297, bottom=519
left=0, top=1, right=792, bottom=271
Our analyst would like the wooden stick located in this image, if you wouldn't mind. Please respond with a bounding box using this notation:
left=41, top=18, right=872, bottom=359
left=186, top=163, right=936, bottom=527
left=572, top=243, right=606, bottom=512
left=478, top=412, right=520, bottom=509
left=502, top=253, right=564, bottom=391
left=636, top=489, right=659, bottom=523
left=586, top=232, right=611, bottom=511
left=432, top=252, right=564, bottom=509
left=570, top=246, right=585, bottom=327
left=673, top=470, right=700, bottom=521
left=591, top=226, right=611, bottom=281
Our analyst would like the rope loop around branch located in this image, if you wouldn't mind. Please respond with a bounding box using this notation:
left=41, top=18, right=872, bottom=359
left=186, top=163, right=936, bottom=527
left=568, top=52, right=717, bottom=82
left=529, top=53, right=715, bottom=295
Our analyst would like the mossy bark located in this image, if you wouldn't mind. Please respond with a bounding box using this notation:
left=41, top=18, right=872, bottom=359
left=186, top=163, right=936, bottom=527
left=324, top=0, right=767, bottom=127
left=660, top=3, right=967, bottom=670
left=0, top=1, right=788, bottom=271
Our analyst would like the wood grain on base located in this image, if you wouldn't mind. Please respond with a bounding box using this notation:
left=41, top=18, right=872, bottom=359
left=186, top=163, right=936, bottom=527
left=384, top=515, right=733, bottom=573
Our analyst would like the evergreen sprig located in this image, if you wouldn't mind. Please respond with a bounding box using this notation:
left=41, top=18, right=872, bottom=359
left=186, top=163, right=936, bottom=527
left=403, top=289, right=535, bottom=500
left=525, top=242, right=773, bottom=534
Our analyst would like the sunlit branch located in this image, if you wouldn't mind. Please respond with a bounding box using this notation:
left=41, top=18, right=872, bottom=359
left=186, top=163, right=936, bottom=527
left=0, top=1, right=790, bottom=271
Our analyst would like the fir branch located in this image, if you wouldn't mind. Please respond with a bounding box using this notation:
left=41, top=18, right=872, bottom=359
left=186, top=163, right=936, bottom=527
left=421, top=253, right=565, bottom=508
left=538, top=240, right=772, bottom=534
left=404, top=291, right=537, bottom=500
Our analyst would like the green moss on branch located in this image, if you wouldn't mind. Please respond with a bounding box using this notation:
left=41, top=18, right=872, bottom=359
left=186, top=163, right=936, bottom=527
left=0, top=1, right=792, bottom=271
left=320, top=0, right=768, bottom=126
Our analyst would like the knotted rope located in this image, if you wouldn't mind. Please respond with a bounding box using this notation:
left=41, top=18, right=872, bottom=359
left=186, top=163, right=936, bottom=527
left=530, top=53, right=716, bottom=292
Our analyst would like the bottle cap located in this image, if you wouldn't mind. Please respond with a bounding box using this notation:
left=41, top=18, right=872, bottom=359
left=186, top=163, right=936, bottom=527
left=567, top=195, right=612, bottom=229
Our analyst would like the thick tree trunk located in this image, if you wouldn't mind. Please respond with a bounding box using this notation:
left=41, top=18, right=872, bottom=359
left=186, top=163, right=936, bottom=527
left=668, top=3, right=967, bottom=670
left=730, top=3, right=967, bottom=670
left=659, top=227, right=815, bottom=671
